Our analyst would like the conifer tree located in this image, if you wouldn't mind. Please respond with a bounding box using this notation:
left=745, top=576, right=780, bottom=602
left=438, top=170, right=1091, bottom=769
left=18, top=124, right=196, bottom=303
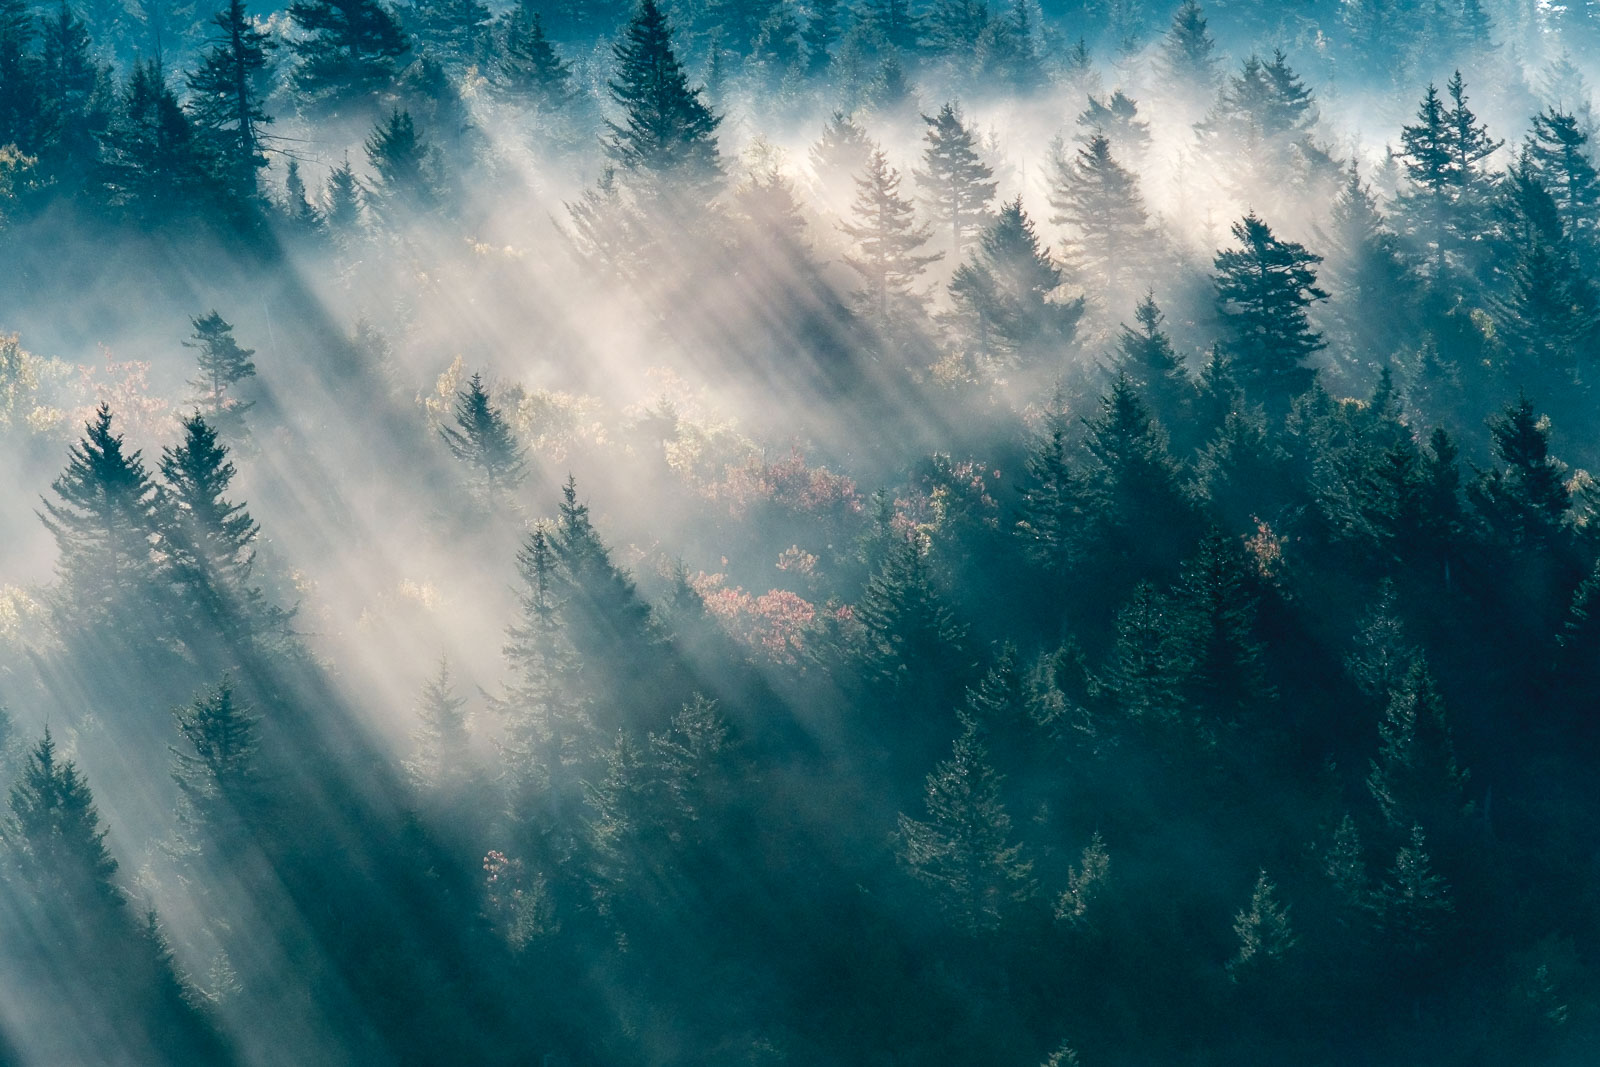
left=0, top=0, right=47, bottom=155
left=897, top=712, right=1034, bottom=933
left=1047, top=132, right=1150, bottom=299
left=363, top=108, right=440, bottom=221
left=171, top=677, right=266, bottom=848
left=841, top=148, right=940, bottom=329
left=857, top=534, right=967, bottom=700
left=852, top=0, right=919, bottom=52
left=1169, top=529, right=1272, bottom=727
left=404, top=0, right=490, bottom=66
left=809, top=110, right=872, bottom=194
left=1015, top=394, right=1082, bottom=578
left=1103, top=580, right=1186, bottom=729
left=1345, top=581, right=1418, bottom=701
left=1157, top=0, right=1218, bottom=95
left=925, top=0, right=986, bottom=56
left=495, top=1, right=573, bottom=108
left=39, top=404, right=164, bottom=616
left=440, top=372, right=528, bottom=497
left=1366, top=659, right=1468, bottom=833
left=1111, top=293, right=1195, bottom=433
left=323, top=152, right=363, bottom=232
left=98, top=60, right=221, bottom=224
left=38, top=0, right=108, bottom=188
left=185, top=0, right=274, bottom=200
left=1526, top=107, right=1600, bottom=265
left=605, top=0, right=723, bottom=207
left=1227, top=869, right=1297, bottom=981
left=1195, top=51, right=1327, bottom=202
left=915, top=101, right=996, bottom=260
left=9, top=728, right=120, bottom=909
left=184, top=310, right=256, bottom=429
left=1317, top=164, right=1417, bottom=381
left=406, top=657, right=472, bottom=792
left=1372, top=822, right=1453, bottom=959
left=1397, top=72, right=1500, bottom=279
left=802, top=0, right=839, bottom=74
left=1467, top=395, right=1572, bottom=550
left=1213, top=211, right=1327, bottom=413
left=282, top=158, right=322, bottom=232
left=288, top=0, right=410, bottom=110
left=1075, top=90, right=1151, bottom=161
left=948, top=197, right=1080, bottom=363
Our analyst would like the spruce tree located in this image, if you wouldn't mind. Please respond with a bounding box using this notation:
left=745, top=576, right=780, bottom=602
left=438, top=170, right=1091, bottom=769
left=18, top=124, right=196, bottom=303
left=1075, top=90, right=1151, bottom=161
left=948, top=197, right=1080, bottom=363
left=809, top=110, right=872, bottom=194
left=171, top=677, right=266, bottom=848
left=440, top=371, right=528, bottom=496
left=604, top=0, right=723, bottom=207
left=1047, top=132, right=1150, bottom=299
left=39, top=404, right=164, bottom=617
left=1169, top=529, right=1272, bottom=728
left=1372, top=823, right=1453, bottom=960
left=323, top=152, right=363, bottom=232
left=97, top=60, right=221, bottom=224
left=1366, top=658, right=1468, bottom=833
left=39, top=0, right=108, bottom=188
left=1227, top=869, right=1297, bottom=981
left=915, top=101, right=996, bottom=260
left=1157, top=0, right=1218, bottom=95
left=841, top=147, right=940, bottom=329
left=184, top=310, right=256, bottom=430
left=1317, top=163, right=1417, bottom=381
left=1398, top=72, right=1500, bottom=280
left=1526, top=107, right=1600, bottom=265
left=0, top=0, right=47, bottom=155
left=281, top=158, right=323, bottom=232
left=856, top=534, right=967, bottom=702
left=896, top=712, right=1034, bottom=933
left=288, top=0, right=410, bottom=110
left=363, top=108, right=440, bottom=221
left=1213, top=211, right=1327, bottom=413
left=495, top=2, right=573, bottom=108
left=185, top=0, right=274, bottom=200
left=802, top=0, right=839, bottom=74
left=1015, top=394, right=1082, bottom=578
left=8, top=728, right=120, bottom=909
left=1111, top=293, right=1195, bottom=433
left=1467, top=394, right=1572, bottom=550
left=406, top=656, right=472, bottom=792
left=403, top=0, right=490, bottom=67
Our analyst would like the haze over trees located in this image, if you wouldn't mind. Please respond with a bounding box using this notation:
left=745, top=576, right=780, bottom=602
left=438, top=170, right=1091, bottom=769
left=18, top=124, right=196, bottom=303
left=2, top=0, right=1600, bottom=1062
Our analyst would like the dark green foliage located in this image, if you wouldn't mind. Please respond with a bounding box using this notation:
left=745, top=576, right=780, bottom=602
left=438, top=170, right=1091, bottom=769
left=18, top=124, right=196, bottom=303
left=948, top=197, right=1081, bottom=363
left=363, top=108, right=441, bottom=220
left=1317, top=164, right=1418, bottom=384
left=1227, top=869, right=1296, bottom=981
left=494, top=2, right=572, bottom=107
left=1467, top=394, right=1571, bottom=550
left=1525, top=107, right=1600, bottom=265
left=1015, top=394, right=1081, bottom=578
left=1048, top=132, right=1150, bottom=299
left=323, top=152, right=363, bottom=231
left=1157, top=0, right=1218, bottom=93
left=171, top=678, right=266, bottom=848
left=1168, top=529, right=1272, bottom=728
left=97, top=60, right=222, bottom=224
left=605, top=0, right=723, bottom=207
left=185, top=310, right=256, bottom=430
left=1396, top=72, right=1501, bottom=280
left=915, top=101, right=996, bottom=260
left=8, top=729, right=119, bottom=908
left=1366, top=659, right=1468, bottom=833
left=1111, top=294, right=1195, bottom=435
left=288, top=0, right=410, bottom=109
left=440, top=371, right=527, bottom=496
left=185, top=0, right=273, bottom=200
left=403, top=0, right=490, bottom=66
left=1213, top=211, right=1328, bottom=413
left=1075, top=90, right=1150, bottom=160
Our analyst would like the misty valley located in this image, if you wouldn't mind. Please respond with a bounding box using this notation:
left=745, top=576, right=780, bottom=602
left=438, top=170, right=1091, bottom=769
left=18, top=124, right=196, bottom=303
left=1, top=0, right=1599, bottom=1061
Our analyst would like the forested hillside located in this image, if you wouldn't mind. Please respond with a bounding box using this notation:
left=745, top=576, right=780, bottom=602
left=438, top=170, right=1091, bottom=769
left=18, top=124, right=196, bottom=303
left=1, top=0, right=1599, bottom=1061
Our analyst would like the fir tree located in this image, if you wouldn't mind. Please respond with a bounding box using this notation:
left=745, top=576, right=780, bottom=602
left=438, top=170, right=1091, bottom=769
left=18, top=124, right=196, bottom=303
left=802, top=0, right=839, bottom=74
left=1227, top=869, right=1297, bottom=981
left=0, top=0, right=47, bottom=155
left=1015, top=393, right=1082, bottom=578
left=1526, top=107, right=1600, bottom=265
left=841, top=148, right=940, bottom=329
left=1169, top=529, right=1272, bottom=728
left=808, top=109, right=872, bottom=197
left=97, top=60, right=221, bottom=224
left=1047, top=132, right=1150, bottom=299
left=856, top=533, right=967, bottom=700
left=363, top=108, right=440, bottom=221
left=915, top=101, right=996, bottom=260
left=1213, top=211, right=1327, bottom=413
left=1111, top=293, right=1195, bottom=433
left=604, top=0, right=723, bottom=207
left=1316, top=163, right=1417, bottom=382
left=439, top=372, right=528, bottom=497
left=1103, top=580, right=1186, bottom=728
left=403, top=0, right=490, bottom=67
left=1345, top=581, right=1418, bottom=701
left=9, top=728, right=120, bottom=909
left=1372, top=823, right=1453, bottom=959
left=1157, top=0, right=1218, bottom=95
left=39, top=404, right=164, bottom=615
left=171, top=677, right=266, bottom=846
left=185, top=0, right=274, bottom=200
left=406, top=656, right=472, bottom=792
left=1397, top=72, right=1500, bottom=279
left=897, top=712, right=1034, bottom=933
left=495, top=2, right=572, bottom=108
left=323, top=152, right=363, bottom=232
left=184, top=310, right=256, bottom=429
left=288, top=0, right=410, bottom=110
left=38, top=0, right=109, bottom=188
left=281, top=158, right=322, bottom=232
left=1366, top=659, right=1468, bottom=833
left=1075, top=90, right=1151, bottom=161
left=1467, top=394, right=1572, bottom=550
left=947, top=197, right=1081, bottom=363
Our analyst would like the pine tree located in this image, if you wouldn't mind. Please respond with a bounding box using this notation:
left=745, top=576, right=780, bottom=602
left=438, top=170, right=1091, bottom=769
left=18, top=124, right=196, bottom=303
left=1103, top=580, right=1186, bottom=728
left=171, top=677, right=266, bottom=846
left=1195, top=51, right=1325, bottom=202
left=1346, top=581, right=1418, bottom=701
left=323, top=152, right=363, bottom=232
left=857, top=534, right=967, bottom=699
left=185, top=0, right=274, bottom=200
left=1526, top=107, right=1600, bottom=265
left=363, top=108, right=440, bottom=221
left=1213, top=211, right=1327, bottom=413
left=1398, top=72, right=1500, bottom=279
left=97, top=60, right=221, bottom=224
left=1157, top=0, right=1218, bottom=95
left=852, top=0, right=919, bottom=52
left=915, top=101, right=996, bottom=261
left=897, top=712, right=1034, bottom=933
left=39, top=404, right=164, bottom=616
left=1366, top=659, right=1468, bottom=833
left=1169, top=529, right=1272, bottom=727
left=605, top=0, right=723, bottom=208
left=288, top=0, right=410, bottom=110
left=184, top=310, right=256, bottom=429
left=495, top=1, right=573, bottom=108
left=1316, top=163, right=1417, bottom=382
left=159, top=413, right=277, bottom=638
left=948, top=197, right=1080, bottom=363
left=1227, top=869, right=1297, bottom=980
left=841, top=148, right=940, bottom=330
left=406, top=656, right=472, bottom=792
left=38, top=0, right=108, bottom=188
left=1075, top=90, right=1151, bottom=161
left=440, top=372, right=528, bottom=496
left=1111, top=293, right=1194, bottom=432
left=282, top=158, right=322, bottom=232
left=925, top=0, right=987, bottom=56
left=1047, top=132, right=1150, bottom=299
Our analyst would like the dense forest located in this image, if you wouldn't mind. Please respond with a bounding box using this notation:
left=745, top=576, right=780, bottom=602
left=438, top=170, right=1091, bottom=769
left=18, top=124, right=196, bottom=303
left=2, top=0, right=1600, bottom=1060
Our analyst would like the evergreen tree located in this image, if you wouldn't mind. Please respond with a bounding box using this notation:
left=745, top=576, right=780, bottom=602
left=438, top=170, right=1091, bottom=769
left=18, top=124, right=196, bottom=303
left=495, top=2, right=573, bottom=108
left=1213, top=211, right=1327, bottom=413
left=171, top=677, right=266, bottom=848
left=925, top=0, right=987, bottom=56
left=288, top=0, right=409, bottom=110
left=1346, top=581, right=1418, bottom=701
left=440, top=372, right=528, bottom=497
left=406, top=656, right=472, bottom=792
left=38, top=0, right=109, bottom=189
left=1015, top=393, right=1082, bottom=579
left=185, top=0, right=274, bottom=200
left=1227, top=869, right=1297, bottom=981
left=841, top=148, right=940, bottom=330
left=184, top=310, right=256, bottom=430
left=856, top=534, right=967, bottom=701
left=97, top=60, right=221, bottom=224
left=915, top=101, right=996, bottom=260
left=1466, top=394, right=1572, bottom=550
left=363, top=108, right=440, bottom=221
left=1157, top=0, right=1218, bottom=95
left=947, top=197, right=1081, bottom=363
left=1111, top=293, right=1195, bottom=434
left=1047, top=132, right=1150, bottom=299
left=1075, top=90, right=1151, bottom=161
left=1316, top=163, right=1417, bottom=382
left=1525, top=107, right=1600, bottom=265
left=8, top=728, right=119, bottom=909
left=0, top=0, right=47, bottom=156
left=897, top=712, right=1034, bottom=933
left=39, top=404, right=164, bottom=617
left=1372, top=822, right=1453, bottom=960
left=1366, top=659, right=1468, bottom=833
left=802, top=0, right=839, bottom=74
left=1397, top=72, right=1500, bottom=279
left=1103, top=580, right=1186, bottom=729
left=1195, top=51, right=1329, bottom=205
left=1169, top=529, right=1272, bottom=728
left=281, top=158, right=323, bottom=232
left=852, top=0, right=919, bottom=52
left=809, top=110, right=872, bottom=195
left=323, top=152, right=363, bottom=232
left=403, top=0, right=490, bottom=67
left=604, top=0, right=723, bottom=208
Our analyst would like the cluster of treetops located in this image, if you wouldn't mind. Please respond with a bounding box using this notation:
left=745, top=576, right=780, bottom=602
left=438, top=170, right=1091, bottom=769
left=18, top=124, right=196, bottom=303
left=7, top=0, right=1600, bottom=1062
